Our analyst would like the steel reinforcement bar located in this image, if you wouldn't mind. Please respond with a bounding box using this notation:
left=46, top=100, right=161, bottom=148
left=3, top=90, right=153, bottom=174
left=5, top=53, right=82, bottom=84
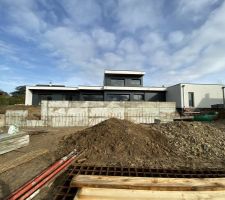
left=53, top=165, right=225, bottom=200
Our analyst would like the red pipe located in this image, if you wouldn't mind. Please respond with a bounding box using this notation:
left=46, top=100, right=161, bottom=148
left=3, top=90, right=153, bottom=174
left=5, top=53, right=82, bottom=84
left=7, top=150, right=77, bottom=200
left=18, top=155, right=76, bottom=200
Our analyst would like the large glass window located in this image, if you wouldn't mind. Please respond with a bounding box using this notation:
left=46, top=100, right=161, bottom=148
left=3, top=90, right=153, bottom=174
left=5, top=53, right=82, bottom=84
left=82, top=94, right=103, bottom=101
left=39, top=95, right=52, bottom=101
left=107, top=94, right=130, bottom=101
left=47, top=96, right=52, bottom=101
left=130, top=79, right=141, bottom=86
left=65, top=95, right=73, bottom=101
left=188, top=92, right=194, bottom=107
left=110, top=79, right=125, bottom=86
left=133, top=94, right=144, bottom=101
left=38, top=95, right=52, bottom=105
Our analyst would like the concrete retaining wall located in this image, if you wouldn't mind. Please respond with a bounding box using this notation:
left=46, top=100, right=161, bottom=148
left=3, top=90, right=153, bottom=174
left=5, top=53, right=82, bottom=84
left=41, top=101, right=176, bottom=127
left=4, top=101, right=176, bottom=127
left=5, top=110, right=28, bottom=127
left=0, top=114, right=5, bottom=127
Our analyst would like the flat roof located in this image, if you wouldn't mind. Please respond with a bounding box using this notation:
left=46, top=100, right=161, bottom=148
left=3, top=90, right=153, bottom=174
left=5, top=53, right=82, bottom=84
left=103, top=86, right=166, bottom=91
left=104, top=70, right=145, bottom=75
left=78, top=86, right=103, bottom=90
left=168, top=83, right=225, bottom=87
left=27, top=85, right=166, bottom=92
left=27, top=86, right=78, bottom=91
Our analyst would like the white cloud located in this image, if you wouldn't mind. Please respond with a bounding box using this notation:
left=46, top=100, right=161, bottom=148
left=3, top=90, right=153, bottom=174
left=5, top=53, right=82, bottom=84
left=117, top=0, right=162, bottom=31
left=60, top=0, right=101, bottom=26
left=92, top=29, right=116, bottom=49
left=0, top=0, right=47, bottom=39
left=1, top=0, right=225, bottom=90
left=178, top=0, right=220, bottom=13
left=43, top=27, right=95, bottom=66
left=103, top=53, right=123, bottom=67
left=168, top=31, right=185, bottom=45
left=0, top=40, right=15, bottom=55
left=141, top=32, right=166, bottom=53
left=157, top=2, right=225, bottom=83
left=118, top=37, right=140, bottom=54
left=177, top=0, right=222, bottom=22
left=0, top=65, right=11, bottom=71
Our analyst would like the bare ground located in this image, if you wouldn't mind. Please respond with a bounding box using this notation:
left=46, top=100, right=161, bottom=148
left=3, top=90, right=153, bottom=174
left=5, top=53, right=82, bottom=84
left=0, top=119, right=225, bottom=199
left=0, top=126, right=85, bottom=199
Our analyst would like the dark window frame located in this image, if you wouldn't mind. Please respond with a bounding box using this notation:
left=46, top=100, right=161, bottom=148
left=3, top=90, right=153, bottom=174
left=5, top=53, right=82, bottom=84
left=130, top=79, right=141, bottom=86
left=65, top=95, right=73, bottom=101
left=110, top=78, right=125, bottom=86
left=82, top=93, right=104, bottom=101
left=188, top=92, right=194, bottom=107
left=107, top=94, right=130, bottom=101
left=133, top=94, right=144, bottom=101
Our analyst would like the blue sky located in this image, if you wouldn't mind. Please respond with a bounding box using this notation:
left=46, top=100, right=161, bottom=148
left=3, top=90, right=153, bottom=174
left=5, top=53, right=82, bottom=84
left=0, top=0, right=225, bottom=92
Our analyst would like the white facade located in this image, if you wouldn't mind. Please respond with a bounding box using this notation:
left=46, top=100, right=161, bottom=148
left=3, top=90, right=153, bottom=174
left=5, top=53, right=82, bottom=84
left=167, top=83, right=225, bottom=108
left=104, top=70, right=145, bottom=75
left=25, top=86, right=78, bottom=105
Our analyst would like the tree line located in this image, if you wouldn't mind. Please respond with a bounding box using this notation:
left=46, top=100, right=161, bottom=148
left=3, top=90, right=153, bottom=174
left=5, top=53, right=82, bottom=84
left=0, top=86, right=25, bottom=105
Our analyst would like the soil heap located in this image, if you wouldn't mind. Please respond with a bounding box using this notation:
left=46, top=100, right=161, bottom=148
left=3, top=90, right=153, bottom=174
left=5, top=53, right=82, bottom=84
left=57, top=118, right=225, bottom=169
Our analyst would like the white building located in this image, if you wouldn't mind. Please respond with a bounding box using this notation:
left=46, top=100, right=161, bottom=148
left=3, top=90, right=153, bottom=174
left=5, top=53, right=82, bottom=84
left=167, top=83, right=225, bottom=109
left=25, top=70, right=225, bottom=109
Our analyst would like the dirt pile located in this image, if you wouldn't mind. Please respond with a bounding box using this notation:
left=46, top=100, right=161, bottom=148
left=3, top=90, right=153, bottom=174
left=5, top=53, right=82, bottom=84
left=149, top=121, right=225, bottom=168
left=57, top=118, right=225, bottom=169
left=57, top=118, right=174, bottom=168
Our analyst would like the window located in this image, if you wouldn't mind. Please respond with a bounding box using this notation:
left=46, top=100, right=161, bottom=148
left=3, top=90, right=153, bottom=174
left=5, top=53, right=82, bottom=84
left=107, top=94, right=130, bottom=101
left=110, top=79, right=125, bottom=86
left=47, top=96, right=52, bottom=101
left=65, top=95, right=73, bottom=101
left=39, top=95, right=52, bottom=101
left=130, top=79, right=141, bottom=86
left=82, top=94, right=103, bottom=101
left=133, top=94, right=144, bottom=101
left=38, top=95, right=52, bottom=105
left=188, top=92, right=194, bottom=107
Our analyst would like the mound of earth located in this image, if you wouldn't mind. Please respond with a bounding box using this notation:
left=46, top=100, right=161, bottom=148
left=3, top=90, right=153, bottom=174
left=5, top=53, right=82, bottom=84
left=150, top=121, right=225, bottom=168
left=56, top=118, right=225, bottom=169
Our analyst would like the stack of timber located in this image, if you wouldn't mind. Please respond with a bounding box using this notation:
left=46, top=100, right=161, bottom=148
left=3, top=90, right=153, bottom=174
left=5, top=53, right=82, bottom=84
left=72, top=175, right=225, bottom=200
left=0, top=149, right=48, bottom=174
left=0, top=132, right=29, bottom=155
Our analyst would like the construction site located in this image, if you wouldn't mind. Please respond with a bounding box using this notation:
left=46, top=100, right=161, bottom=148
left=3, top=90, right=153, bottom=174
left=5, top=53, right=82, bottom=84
left=0, top=100, right=225, bottom=199
left=0, top=70, right=225, bottom=200
left=1, top=0, right=225, bottom=198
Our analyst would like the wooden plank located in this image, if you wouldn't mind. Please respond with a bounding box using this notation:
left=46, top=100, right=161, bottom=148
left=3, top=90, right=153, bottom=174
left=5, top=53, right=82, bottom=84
left=0, top=149, right=49, bottom=174
left=74, top=187, right=225, bottom=200
left=0, top=133, right=29, bottom=155
left=0, top=132, right=27, bottom=142
left=71, top=175, right=225, bottom=191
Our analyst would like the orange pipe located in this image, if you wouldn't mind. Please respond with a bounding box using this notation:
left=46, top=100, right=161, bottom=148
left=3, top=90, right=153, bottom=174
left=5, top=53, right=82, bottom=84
left=7, top=149, right=77, bottom=200
left=18, top=155, right=76, bottom=200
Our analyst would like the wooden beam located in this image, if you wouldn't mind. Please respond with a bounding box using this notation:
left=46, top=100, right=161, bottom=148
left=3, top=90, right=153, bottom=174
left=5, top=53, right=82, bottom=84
left=0, top=149, right=49, bottom=174
left=71, top=175, right=225, bottom=191
left=74, top=187, right=225, bottom=200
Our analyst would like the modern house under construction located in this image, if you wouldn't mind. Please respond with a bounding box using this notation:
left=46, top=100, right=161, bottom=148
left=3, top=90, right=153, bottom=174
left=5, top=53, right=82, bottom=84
left=25, top=70, right=225, bottom=109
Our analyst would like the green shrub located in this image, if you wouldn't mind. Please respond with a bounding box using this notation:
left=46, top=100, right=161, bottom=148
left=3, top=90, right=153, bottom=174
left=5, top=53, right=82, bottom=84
left=0, top=95, right=24, bottom=105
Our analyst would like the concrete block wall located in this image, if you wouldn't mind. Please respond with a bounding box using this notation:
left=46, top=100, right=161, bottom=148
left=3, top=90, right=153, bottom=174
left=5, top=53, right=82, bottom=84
left=5, top=110, right=45, bottom=127
left=26, top=120, right=45, bottom=127
left=5, top=110, right=28, bottom=126
left=4, top=101, right=176, bottom=127
left=41, top=101, right=176, bottom=127
left=0, top=114, right=5, bottom=127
